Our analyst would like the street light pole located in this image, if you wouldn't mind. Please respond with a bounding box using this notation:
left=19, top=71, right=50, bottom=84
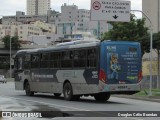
left=131, top=10, right=153, bottom=96
left=10, top=36, right=12, bottom=78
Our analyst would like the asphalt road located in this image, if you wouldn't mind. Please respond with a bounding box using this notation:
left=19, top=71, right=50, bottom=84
left=0, top=82, right=160, bottom=120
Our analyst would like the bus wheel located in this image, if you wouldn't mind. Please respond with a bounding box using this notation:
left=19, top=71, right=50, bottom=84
left=54, top=93, right=61, bottom=97
left=63, top=82, right=73, bottom=101
left=73, top=95, right=80, bottom=101
left=25, top=82, right=34, bottom=96
left=94, top=93, right=110, bottom=102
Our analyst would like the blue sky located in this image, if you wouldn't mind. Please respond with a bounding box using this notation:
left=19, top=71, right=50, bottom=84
left=0, top=0, right=142, bottom=17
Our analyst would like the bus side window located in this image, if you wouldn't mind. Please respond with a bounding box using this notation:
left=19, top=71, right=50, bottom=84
left=87, top=48, right=97, bottom=68
left=17, top=57, right=23, bottom=70
left=73, top=50, right=86, bottom=68
left=50, top=52, right=61, bottom=68
left=24, top=54, right=31, bottom=69
left=40, top=53, right=50, bottom=68
left=61, top=51, right=73, bottom=68
left=31, top=54, right=40, bottom=68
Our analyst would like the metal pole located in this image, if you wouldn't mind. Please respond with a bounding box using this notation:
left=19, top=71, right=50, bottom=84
left=131, top=10, right=153, bottom=96
left=98, top=21, right=100, bottom=39
left=158, top=50, right=160, bottom=89
left=157, top=0, right=160, bottom=89
left=10, top=36, right=12, bottom=78
left=149, top=28, right=153, bottom=96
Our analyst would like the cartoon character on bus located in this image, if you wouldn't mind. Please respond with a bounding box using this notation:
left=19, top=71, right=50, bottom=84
left=110, top=54, right=121, bottom=80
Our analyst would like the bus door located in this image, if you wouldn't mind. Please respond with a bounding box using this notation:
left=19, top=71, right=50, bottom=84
left=99, top=41, right=142, bottom=85
left=14, top=53, right=25, bottom=90
left=30, top=53, right=40, bottom=82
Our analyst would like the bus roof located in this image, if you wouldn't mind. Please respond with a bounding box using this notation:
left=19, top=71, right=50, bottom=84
left=15, top=40, right=140, bottom=55
left=16, top=40, right=100, bottom=55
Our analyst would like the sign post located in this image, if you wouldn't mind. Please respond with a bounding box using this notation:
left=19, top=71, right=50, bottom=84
left=91, top=0, right=131, bottom=22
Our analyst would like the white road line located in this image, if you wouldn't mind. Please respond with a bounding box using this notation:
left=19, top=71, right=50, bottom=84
left=0, top=95, right=90, bottom=111
left=125, top=117, right=144, bottom=120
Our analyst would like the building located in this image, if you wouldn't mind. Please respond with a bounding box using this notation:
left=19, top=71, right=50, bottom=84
left=0, top=25, right=18, bottom=39
left=0, top=20, right=56, bottom=43
left=1, top=11, right=60, bottom=25
left=142, top=0, right=160, bottom=33
left=58, top=3, right=109, bottom=38
left=17, top=24, right=43, bottom=41
left=61, top=3, right=90, bottom=22
left=1, top=3, right=110, bottom=40
left=27, top=0, right=51, bottom=15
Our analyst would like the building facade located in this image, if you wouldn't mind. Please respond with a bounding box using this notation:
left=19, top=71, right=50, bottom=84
left=27, top=0, right=51, bottom=15
left=59, top=3, right=109, bottom=38
left=0, top=25, right=18, bottom=39
left=1, top=3, right=110, bottom=40
left=2, top=11, right=60, bottom=25
left=142, top=0, right=160, bottom=33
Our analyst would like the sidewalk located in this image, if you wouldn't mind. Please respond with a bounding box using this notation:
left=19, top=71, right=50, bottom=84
left=113, top=94, right=160, bottom=103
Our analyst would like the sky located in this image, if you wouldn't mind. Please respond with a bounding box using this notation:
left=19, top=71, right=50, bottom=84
left=0, top=0, right=142, bottom=18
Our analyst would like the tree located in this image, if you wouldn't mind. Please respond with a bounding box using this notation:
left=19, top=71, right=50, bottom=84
left=101, top=14, right=149, bottom=55
left=2, top=35, right=21, bottom=50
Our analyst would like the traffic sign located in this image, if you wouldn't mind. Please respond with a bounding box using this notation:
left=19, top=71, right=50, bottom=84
left=91, top=0, right=131, bottom=22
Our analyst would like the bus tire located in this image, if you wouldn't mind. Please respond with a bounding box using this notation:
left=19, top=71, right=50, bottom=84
left=54, top=93, right=61, bottom=97
left=73, top=95, right=80, bottom=101
left=94, top=93, right=110, bottom=102
left=25, top=82, right=34, bottom=96
left=63, top=82, right=74, bottom=101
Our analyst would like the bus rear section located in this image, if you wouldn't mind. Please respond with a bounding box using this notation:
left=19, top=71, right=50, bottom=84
left=99, top=41, right=142, bottom=94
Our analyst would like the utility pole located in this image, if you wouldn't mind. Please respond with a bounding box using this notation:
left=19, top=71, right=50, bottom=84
left=10, top=36, right=12, bottom=78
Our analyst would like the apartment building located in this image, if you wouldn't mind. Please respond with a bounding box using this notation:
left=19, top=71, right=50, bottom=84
left=27, top=0, right=51, bottom=15
left=0, top=20, right=57, bottom=42
left=142, top=0, right=160, bottom=33
left=1, top=3, right=109, bottom=39
left=0, top=25, right=18, bottom=39
left=2, top=11, right=60, bottom=25
left=18, top=24, right=43, bottom=41
left=58, top=3, right=109, bottom=38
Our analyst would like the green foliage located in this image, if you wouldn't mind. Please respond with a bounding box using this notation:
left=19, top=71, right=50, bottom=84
left=0, top=56, right=10, bottom=69
left=135, top=89, right=160, bottom=96
left=153, top=32, right=160, bottom=50
left=140, top=32, right=160, bottom=53
left=101, top=14, right=149, bottom=55
left=2, top=35, right=21, bottom=50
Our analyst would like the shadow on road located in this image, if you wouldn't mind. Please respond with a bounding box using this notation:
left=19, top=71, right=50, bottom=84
left=19, top=93, right=127, bottom=105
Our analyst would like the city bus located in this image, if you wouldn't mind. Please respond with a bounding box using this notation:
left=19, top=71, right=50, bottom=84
left=14, top=40, right=142, bottom=102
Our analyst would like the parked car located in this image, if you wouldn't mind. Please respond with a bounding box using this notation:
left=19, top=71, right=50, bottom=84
left=0, top=75, right=7, bottom=83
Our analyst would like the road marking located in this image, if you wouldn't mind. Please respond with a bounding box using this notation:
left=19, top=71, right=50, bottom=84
left=0, top=95, right=91, bottom=111
left=126, top=117, right=144, bottom=120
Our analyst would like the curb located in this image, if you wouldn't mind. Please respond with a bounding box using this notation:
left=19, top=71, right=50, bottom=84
left=113, top=95, right=160, bottom=103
